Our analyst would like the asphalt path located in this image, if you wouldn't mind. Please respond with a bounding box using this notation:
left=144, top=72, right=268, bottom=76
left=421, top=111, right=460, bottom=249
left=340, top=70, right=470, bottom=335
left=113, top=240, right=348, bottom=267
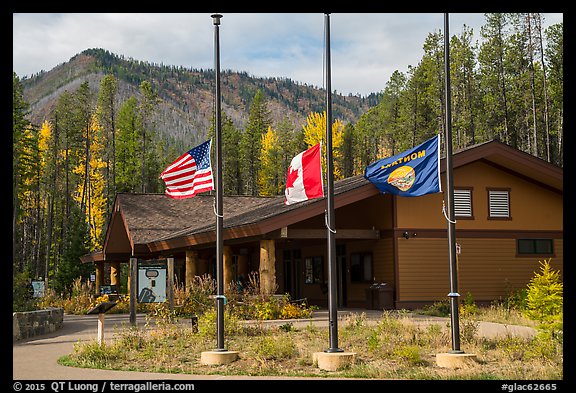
left=12, top=309, right=536, bottom=381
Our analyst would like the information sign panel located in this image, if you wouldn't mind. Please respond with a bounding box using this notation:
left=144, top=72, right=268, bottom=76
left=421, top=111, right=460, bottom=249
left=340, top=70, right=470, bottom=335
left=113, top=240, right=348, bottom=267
left=138, top=262, right=167, bottom=303
left=31, top=281, right=45, bottom=298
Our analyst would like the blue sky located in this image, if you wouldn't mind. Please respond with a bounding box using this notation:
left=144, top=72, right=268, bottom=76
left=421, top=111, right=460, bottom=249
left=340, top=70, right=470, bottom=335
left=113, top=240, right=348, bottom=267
left=13, top=13, right=563, bottom=97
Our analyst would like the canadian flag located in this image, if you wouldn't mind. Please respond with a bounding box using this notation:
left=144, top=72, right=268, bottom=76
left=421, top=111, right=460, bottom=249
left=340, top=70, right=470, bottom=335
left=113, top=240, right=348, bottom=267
left=284, top=143, right=324, bottom=205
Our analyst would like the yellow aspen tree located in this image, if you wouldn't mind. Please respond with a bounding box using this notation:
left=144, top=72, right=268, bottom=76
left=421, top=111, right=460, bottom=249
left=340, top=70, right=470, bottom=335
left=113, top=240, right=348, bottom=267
left=302, top=111, right=345, bottom=180
left=38, top=120, right=51, bottom=159
left=73, top=115, right=107, bottom=250
left=258, top=126, right=282, bottom=196
left=37, top=120, right=52, bottom=210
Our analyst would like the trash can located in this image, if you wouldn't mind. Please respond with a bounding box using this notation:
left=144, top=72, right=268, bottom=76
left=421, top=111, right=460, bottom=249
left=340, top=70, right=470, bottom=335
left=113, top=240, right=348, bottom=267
left=366, top=283, right=394, bottom=310
left=365, top=284, right=377, bottom=309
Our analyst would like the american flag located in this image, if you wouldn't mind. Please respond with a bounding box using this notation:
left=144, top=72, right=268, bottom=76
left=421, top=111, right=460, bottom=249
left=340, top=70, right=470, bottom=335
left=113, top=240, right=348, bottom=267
left=160, top=139, right=214, bottom=199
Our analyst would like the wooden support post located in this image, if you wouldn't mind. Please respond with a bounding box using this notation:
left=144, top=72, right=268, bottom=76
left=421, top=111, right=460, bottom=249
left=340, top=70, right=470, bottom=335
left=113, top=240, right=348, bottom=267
left=259, top=240, right=276, bottom=295
left=223, top=246, right=233, bottom=292
left=167, top=257, right=174, bottom=311
left=237, top=254, right=248, bottom=280
left=110, top=261, right=120, bottom=292
left=185, top=250, right=198, bottom=289
left=95, top=263, right=104, bottom=295
left=129, top=257, right=137, bottom=326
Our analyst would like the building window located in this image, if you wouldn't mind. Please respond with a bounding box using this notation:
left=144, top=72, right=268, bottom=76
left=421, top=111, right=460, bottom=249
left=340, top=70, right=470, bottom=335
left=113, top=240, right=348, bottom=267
left=488, top=188, right=511, bottom=219
left=304, top=256, right=323, bottom=284
left=350, top=253, right=373, bottom=283
left=517, top=239, right=554, bottom=255
left=454, top=188, right=473, bottom=218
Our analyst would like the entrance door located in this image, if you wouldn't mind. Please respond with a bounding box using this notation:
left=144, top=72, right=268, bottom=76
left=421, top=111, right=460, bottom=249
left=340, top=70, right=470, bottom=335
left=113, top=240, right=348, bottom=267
left=283, top=249, right=302, bottom=300
left=337, top=244, right=347, bottom=307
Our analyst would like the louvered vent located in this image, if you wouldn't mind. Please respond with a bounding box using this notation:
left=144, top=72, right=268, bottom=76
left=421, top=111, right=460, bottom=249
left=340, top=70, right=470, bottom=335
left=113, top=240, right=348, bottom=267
left=489, top=190, right=510, bottom=218
left=454, top=189, right=472, bottom=217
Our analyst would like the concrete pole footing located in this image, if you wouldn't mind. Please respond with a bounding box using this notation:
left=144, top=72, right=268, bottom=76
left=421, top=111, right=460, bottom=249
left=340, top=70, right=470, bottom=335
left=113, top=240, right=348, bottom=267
left=436, top=352, right=478, bottom=368
left=200, top=350, right=239, bottom=365
left=313, top=351, right=356, bottom=371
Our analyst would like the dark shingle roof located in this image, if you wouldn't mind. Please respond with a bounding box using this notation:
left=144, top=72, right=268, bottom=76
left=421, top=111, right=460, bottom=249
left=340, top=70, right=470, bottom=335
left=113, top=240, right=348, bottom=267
left=117, top=193, right=274, bottom=245
left=156, top=175, right=372, bottom=241
left=90, top=139, right=561, bottom=260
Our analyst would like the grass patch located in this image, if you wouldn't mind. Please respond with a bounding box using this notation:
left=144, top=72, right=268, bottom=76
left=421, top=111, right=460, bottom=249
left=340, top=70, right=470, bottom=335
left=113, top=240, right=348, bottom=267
left=61, top=309, right=562, bottom=380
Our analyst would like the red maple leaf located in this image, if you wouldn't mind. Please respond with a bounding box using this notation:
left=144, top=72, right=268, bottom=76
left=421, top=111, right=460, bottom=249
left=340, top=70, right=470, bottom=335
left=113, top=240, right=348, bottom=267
left=286, top=166, right=299, bottom=190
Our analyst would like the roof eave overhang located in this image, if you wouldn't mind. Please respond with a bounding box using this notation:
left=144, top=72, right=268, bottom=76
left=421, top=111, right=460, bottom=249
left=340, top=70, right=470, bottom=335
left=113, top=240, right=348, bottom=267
left=146, top=182, right=379, bottom=253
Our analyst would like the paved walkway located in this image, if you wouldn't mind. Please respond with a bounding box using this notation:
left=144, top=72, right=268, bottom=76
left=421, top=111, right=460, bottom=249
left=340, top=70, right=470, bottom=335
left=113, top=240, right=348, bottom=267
left=13, top=309, right=536, bottom=380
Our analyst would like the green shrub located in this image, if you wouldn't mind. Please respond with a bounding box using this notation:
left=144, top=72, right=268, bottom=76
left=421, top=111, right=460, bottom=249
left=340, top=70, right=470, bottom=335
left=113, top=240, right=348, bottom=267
left=13, top=270, right=36, bottom=312
left=392, top=345, right=424, bottom=365
left=196, top=308, right=241, bottom=338
left=419, top=300, right=450, bottom=317
left=523, top=259, right=563, bottom=336
left=502, top=288, right=528, bottom=311
left=459, top=292, right=478, bottom=317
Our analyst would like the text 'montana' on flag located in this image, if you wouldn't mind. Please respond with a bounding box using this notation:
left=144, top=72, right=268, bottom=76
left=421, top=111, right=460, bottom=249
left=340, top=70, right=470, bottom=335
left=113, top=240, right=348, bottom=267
left=364, top=134, right=441, bottom=197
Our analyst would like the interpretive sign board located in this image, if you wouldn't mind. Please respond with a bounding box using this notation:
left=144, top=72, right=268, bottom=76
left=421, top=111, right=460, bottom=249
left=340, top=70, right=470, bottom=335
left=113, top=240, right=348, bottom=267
left=138, top=262, right=167, bottom=303
left=87, top=301, right=118, bottom=315
left=87, top=301, right=118, bottom=345
left=31, top=281, right=45, bottom=298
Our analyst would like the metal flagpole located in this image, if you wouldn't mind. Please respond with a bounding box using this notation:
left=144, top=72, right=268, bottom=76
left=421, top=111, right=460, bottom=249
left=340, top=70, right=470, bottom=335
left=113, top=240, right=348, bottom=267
left=212, top=13, right=226, bottom=352
left=324, top=12, right=342, bottom=353
left=443, top=12, right=463, bottom=354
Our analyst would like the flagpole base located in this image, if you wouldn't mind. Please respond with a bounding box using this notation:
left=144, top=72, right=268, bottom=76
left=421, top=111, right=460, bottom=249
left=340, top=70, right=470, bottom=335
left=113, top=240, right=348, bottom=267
left=435, top=352, right=478, bottom=369
left=313, top=351, right=356, bottom=371
left=200, top=350, right=239, bottom=365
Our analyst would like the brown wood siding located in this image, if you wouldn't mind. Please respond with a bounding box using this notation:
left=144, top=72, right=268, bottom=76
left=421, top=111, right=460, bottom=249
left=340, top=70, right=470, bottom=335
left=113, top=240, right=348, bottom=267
left=396, top=161, right=563, bottom=231
left=345, top=238, right=394, bottom=304
left=397, top=237, right=563, bottom=302
left=291, top=193, right=393, bottom=230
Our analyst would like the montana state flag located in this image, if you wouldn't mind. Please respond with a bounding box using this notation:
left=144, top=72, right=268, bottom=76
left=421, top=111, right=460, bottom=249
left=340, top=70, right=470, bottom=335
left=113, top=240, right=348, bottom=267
left=364, top=135, right=441, bottom=197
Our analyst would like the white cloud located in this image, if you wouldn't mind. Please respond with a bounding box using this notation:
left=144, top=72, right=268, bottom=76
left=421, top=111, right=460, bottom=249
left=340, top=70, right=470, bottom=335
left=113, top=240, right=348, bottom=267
left=13, top=12, right=563, bottom=96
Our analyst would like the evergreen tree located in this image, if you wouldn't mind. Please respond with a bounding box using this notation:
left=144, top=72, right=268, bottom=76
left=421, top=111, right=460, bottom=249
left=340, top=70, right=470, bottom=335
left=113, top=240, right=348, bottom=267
left=420, top=31, right=446, bottom=139
left=545, top=22, right=563, bottom=166
left=240, top=89, right=272, bottom=195
left=450, top=25, right=479, bottom=148
left=12, top=73, right=33, bottom=272
left=222, top=115, right=243, bottom=195
left=380, top=70, right=407, bottom=155
left=116, top=96, right=141, bottom=193
left=207, top=111, right=243, bottom=195
left=341, top=122, right=355, bottom=178
left=74, top=81, right=94, bottom=220
left=478, top=13, right=512, bottom=144
left=52, top=204, right=91, bottom=296
left=138, top=81, right=160, bottom=193
left=96, top=74, right=118, bottom=216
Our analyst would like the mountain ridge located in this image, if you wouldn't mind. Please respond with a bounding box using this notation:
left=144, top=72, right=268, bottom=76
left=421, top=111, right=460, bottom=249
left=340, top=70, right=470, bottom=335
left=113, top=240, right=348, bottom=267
left=21, top=48, right=381, bottom=145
